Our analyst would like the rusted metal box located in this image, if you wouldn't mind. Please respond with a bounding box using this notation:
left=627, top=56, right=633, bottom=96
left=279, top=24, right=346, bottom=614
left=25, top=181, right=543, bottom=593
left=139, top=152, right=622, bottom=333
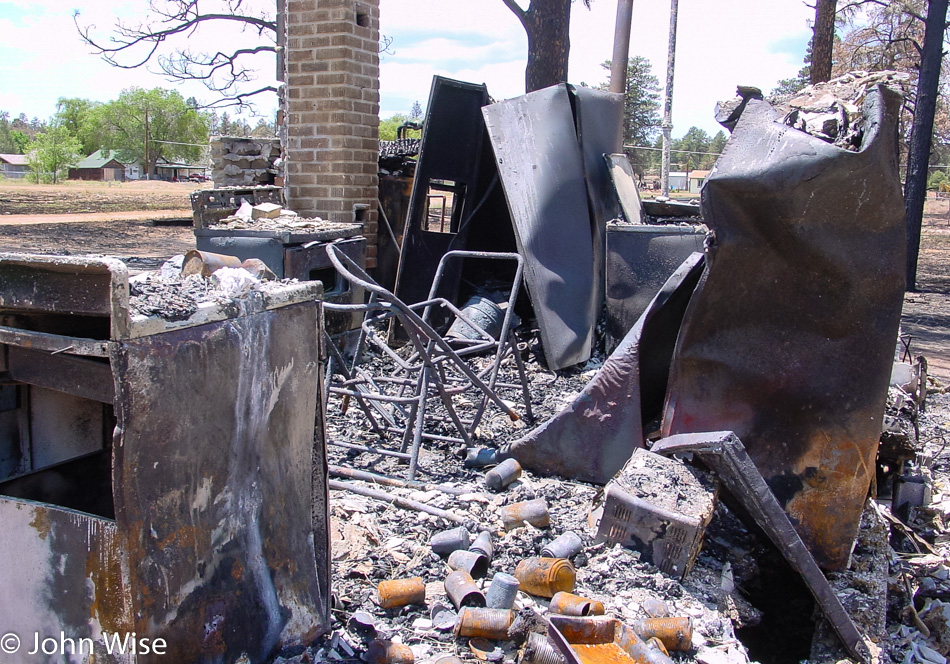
left=0, top=253, right=330, bottom=663
left=590, top=449, right=716, bottom=578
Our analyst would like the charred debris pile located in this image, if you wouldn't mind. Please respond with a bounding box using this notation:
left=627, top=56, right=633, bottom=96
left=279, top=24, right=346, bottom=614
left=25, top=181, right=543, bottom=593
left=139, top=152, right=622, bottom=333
left=311, top=71, right=950, bottom=664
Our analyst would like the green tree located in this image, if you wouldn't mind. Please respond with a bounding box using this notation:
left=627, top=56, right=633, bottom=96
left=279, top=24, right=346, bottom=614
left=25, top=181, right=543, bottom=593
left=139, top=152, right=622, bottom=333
left=27, top=125, right=82, bottom=183
left=250, top=118, right=275, bottom=137
left=10, top=131, right=30, bottom=154
left=97, top=88, right=210, bottom=178
left=54, top=97, right=104, bottom=155
left=705, top=131, right=728, bottom=169
left=598, top=56, right=661, bottom=176
left=379, top=113, right=421, bottom=141
left=928, top=169, right=949, bottom=190
left=410, top=100, right=423, bottom=120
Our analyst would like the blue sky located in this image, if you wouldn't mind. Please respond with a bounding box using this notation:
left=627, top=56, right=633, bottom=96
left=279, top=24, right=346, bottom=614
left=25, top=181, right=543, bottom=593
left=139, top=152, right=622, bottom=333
left=0, top=0, right=814, bottom=139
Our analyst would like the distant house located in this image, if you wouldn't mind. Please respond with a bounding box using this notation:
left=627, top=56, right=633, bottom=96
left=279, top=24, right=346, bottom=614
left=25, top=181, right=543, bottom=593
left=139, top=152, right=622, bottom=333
left=0, top=154, right=29, bottom=179
left=688, top=170, right=711, bottom=194
left=668, top=171, right=688, bottom=191
left=154, top=157, right=208, bottom=182
left=68, top=150, right=141, bottom=181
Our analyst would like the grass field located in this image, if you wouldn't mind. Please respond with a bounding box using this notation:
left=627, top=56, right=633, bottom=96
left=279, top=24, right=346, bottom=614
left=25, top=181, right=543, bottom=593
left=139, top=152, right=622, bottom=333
left=0, top=179, right=207, bottom=215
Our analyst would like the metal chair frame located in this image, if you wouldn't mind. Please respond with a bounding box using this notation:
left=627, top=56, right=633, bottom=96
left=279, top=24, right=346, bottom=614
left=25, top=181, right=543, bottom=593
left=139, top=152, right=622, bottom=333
left=323, top=244, right=532, bottom=478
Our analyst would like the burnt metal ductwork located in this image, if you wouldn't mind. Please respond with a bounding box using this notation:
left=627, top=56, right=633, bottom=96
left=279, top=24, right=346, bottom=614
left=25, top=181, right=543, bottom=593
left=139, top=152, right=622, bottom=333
left=661, top=84, right=906, bottom=571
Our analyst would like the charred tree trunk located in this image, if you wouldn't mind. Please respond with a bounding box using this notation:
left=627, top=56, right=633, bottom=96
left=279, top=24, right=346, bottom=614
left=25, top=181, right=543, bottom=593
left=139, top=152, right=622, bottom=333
left=503, top=0, right=572, bottom=92
left=811, top=0, right=837, bottom=84
left=905, top=0, right=949, bottom=291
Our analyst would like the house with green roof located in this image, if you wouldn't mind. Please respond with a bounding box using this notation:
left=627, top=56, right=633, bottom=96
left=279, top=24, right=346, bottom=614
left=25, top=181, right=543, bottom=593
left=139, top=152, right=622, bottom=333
left=68, top=150, right=141, bottom=181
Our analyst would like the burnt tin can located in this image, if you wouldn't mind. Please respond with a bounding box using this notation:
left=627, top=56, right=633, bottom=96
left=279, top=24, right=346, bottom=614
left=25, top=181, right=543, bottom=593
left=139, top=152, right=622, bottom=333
left=444, top=570, right=486, bottom=609
left=630, top=617, right=693, bottom=652
left=431, top=526, right=471, bottom=556
left=501, top=498, right=550, bottom=531
left=540, top=531, right=583, bottom=559
left=377, top=577, right=426, bottom=609
left=365, top=639, right=414, bottom=664
left=485, top=458, right=523, bottom=491
left=469, top=530, right=494, bottom=560
left=549, top=591, right=605, bottom=616
left=485, top=572, right=521, bottom=609
left=454, top=607, right=515, bottom=639
left=513, top=557, right=576, bottom=598
left=447, top=549, right=490, bottom=578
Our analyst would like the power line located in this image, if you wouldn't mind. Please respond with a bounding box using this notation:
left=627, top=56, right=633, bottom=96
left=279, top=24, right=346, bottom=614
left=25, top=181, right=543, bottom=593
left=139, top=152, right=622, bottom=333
left=624, top=144, right=723, bottom=157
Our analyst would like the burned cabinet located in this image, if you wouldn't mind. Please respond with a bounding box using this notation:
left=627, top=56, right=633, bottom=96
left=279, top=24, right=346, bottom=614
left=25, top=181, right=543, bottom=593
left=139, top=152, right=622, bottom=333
left=0, top=253, right=330, bottom=663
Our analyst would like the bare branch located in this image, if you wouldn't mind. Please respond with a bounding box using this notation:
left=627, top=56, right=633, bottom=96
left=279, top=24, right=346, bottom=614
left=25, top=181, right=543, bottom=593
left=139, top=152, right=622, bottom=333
left=501, top=0, right=530, bottom=32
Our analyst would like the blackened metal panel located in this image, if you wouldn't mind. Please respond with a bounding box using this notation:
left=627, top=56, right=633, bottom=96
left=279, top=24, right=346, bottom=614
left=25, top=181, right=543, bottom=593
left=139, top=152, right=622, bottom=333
left=111, top=300, right=329, bottom=661
left=7, top=346, right=114, bottom=404
left=661, top=86, right=906, bottom=571
left=504, top=253, right=704, bottom=484
left=0, top=497, right=133, bottom=664
left=394, top=77, right=493, bottom=307
left=483, top=85, right=596, bottom=370
left=572, top=86, right=624, bottom=324
left=605, top=224, right=706, bottom=349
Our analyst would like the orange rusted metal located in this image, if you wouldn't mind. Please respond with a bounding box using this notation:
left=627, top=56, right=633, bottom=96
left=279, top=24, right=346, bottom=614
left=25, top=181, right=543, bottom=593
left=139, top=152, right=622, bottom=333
left=366, top=639, right=415, bottom=664
left=548, top=615, right=673, bottom=664
left=514, top=557, right=576, bottom=598
left=454, top=607, right=515, bottom=639
left=629, top=618, right=691, bottom=652
left=378, top=577, right=426, bottom=609
left=444, top=570, right=486, bottom=609
left=501, top=498, right=550, bottom=531
left=550, top=592, right=605, bottom=617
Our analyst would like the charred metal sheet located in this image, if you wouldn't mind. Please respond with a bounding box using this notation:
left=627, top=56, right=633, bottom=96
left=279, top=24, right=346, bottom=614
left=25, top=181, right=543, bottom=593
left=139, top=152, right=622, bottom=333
left=572, top=86, right=624, bottom=321
left=504, top=253, right=704, bottom=484
left=6, top=346, right=114, bottom=403
left=605, top=224, right=706, bottom=349
left=641, top=199, right=701, bottom=218
left=0, top=253, right=130, bottom=339
left=395, top=76, right=509, bottom=309
left=110, top=299, right=329, bottom=661
left=652, top=432, right=870, bottom=663
left=661, top=85, right=906, bottom=571
left=483, top=85, right=596, bottom=370
left=606, top=154, right=644, bottom=225
left=0, top=497, right=133, bottom=664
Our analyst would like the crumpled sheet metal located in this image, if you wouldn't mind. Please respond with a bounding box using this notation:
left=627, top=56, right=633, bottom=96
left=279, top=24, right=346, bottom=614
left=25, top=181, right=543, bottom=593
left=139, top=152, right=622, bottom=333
left=661, top=84, right=906, bottom=571
left=482, top=84, right=597, bottom=371
left=111, top=301, right=330, bottom=661
left=504, top=253, right=704, bottom=484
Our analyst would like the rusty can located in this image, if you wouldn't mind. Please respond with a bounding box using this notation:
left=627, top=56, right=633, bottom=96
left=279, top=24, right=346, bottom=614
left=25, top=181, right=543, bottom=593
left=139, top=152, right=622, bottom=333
left=448, top=549, right=489, bottom=577
left=377, top=576, right=426, bottom=609
left=485, top=572, right=520, bottom=610
left=181, top=249, right=242, bottom=277
left=630, top=617, right=693, bottom=652
left=485, top=458, right=522, bottom=491
left=523, top=632, right=565, bottom=664
left=470, top=530, right=494, bottom=560
left=501, top=498, right=550, bottom=531
left=365, top=639, right=414, bottom=664
left=444, top=570, right=486, bottom=609
left=549, top=592, right=605, bottom=616
left=454, top=607, right=515, bottom=639
left=514, top=557, right=575, bottom=598
left=431, top=526, right=471, bottom=556
left=540, top=531, right=583, bottom=559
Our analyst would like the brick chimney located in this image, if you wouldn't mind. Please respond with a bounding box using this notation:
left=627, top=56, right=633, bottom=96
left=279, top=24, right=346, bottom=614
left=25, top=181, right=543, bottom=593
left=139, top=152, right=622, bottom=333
left=283, top=0, right=380, bottom=268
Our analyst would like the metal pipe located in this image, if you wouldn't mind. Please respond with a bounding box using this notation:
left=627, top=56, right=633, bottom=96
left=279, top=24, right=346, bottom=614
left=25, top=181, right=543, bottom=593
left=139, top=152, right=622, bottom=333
left=660, top=0, right=678, bottom=197
left=328, top=464, right=474, bottom=496
left=609, top=0, right=634, bottom=95
left=328, top=479, right=470, bottom=526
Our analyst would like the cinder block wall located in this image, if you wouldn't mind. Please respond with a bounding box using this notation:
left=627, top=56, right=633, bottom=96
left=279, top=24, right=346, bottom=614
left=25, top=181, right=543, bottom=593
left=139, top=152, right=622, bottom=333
left=284, top=0, right=380, bottom=268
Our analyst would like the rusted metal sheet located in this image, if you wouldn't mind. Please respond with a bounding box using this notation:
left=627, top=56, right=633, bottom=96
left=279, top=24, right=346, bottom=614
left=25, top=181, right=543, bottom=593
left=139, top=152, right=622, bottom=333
left=482, top=85, right=597, bottom=370
left=110, top=299, right=329, bottom=661
left=605, top=224, right=706, bottom=349
left=652, top=432, right=870, bottom=663
left=661, top=85, right=906, bottom=571
left=0, top=497, right=133, bottom=664
left=504, top=253, right=704, bottom=483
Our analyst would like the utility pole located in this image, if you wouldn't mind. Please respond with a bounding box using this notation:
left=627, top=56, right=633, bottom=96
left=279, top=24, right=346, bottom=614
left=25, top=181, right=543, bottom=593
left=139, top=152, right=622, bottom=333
left=610, top=0, right=635, bottom=95
left=144, top=107, right=150, bottom=181
left=660, top=0, right=678, bottom=197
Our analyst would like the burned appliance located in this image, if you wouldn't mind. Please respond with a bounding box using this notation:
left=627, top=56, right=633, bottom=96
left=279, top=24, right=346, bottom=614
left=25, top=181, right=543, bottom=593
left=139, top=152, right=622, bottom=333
left=0, top=253, right=330, bottom=662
